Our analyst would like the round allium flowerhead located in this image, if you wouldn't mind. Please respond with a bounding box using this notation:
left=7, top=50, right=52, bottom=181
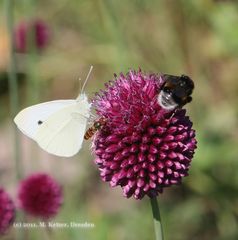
left=15, top=19, right=49, bottom=53
left=92, top=69, right=197, bottom=199
left=18, top=173, right=63, bottom=219
left=0, top=188, right=15, bottom=234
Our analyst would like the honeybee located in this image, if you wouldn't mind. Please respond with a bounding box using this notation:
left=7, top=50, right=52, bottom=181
left=158, top=74, right=194, bottom=111
left=84, top=117, right=107, bottom=140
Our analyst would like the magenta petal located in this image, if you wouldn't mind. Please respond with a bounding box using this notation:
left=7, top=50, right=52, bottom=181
left=152, top=137, right=162, bottom=145
left=138, top=153, right=145, bottom=162
left=137, top=179, right=145, bottom=188
left=105, top=135, right=120, bottom=143
left=105, top=144, right=120, bottom=153
left=149, top=145, right=158, bottom=154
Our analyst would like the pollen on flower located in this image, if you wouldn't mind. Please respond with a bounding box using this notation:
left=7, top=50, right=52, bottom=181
left=92, top=69, right=197, bottom=200
left=18, top=173, right=63, bottom=219
left=0, top=188, right=15, bottom=234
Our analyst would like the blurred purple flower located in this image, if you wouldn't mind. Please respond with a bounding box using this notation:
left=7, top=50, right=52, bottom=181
left=92, top=69, right=197, bottom=199
left=0, top=188, right=15, bottom=234
left=15, top=19, right=49, bottom=53
left=18, top=173, right=63, bottom=219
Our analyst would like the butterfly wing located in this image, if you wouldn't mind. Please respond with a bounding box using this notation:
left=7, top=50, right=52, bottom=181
left=35, top=94, right=91, bottom=157
left=14, top=100, right=76, bottom=140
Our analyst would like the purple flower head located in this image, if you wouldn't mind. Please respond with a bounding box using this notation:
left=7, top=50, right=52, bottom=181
left=92, top=69, right=197, bottom=199
left=15, top=19, right=50, bottom=53
left=0, top=188, right=15, bottom=234
left=18, top=173, right=63, bottom=219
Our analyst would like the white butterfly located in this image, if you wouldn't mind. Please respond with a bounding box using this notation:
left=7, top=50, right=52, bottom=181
left=14, top=67, right=93, bottom=157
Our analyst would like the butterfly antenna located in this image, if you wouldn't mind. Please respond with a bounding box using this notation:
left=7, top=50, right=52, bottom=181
left=78, top=77, right=82, bottom=93
left=81, top=65, right=93, bottom=94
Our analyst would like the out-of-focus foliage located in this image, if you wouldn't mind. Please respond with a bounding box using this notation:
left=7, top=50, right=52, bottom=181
left=0, top=0, right=238, bottom=239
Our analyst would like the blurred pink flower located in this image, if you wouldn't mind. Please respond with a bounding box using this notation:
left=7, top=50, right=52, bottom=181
left=92, top=69, right=197, bottom=199
left=15, top=19, right=49, bottom=53
left=18, top=173, right=63, bottom=219
left=0, top=188, right=15, bottom=234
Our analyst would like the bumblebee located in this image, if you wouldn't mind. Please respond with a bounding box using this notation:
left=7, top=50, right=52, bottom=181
left=158, top=74, right=194, bottom=110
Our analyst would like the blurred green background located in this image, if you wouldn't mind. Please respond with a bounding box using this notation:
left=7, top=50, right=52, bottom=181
left=1, top=0, right=238, bottom=239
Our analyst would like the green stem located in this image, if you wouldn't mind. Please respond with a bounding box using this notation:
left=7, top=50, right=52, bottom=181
left=5, top=0, right=23, bottom=180
left=26, top=0, right=40, bottom=104
left=150, top=197, right=164, bottom=240
left=5, top=1, right=25, bottom=240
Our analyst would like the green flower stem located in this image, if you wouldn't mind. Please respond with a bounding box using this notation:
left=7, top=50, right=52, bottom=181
left=6, top=1, right=25, bottom=240
left=150, top=197, right=164, bottom=240
left=5, top=0, right=23, bottom=180
left=26, top=2, right=39, bottom=105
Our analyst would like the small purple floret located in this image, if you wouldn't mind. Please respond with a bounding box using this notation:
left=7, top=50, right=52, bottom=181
left=18, top=173, right=63, bottom=219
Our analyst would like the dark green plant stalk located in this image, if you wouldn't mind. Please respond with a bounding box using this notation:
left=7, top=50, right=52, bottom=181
left=150, top=197, right=164, bottom=240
